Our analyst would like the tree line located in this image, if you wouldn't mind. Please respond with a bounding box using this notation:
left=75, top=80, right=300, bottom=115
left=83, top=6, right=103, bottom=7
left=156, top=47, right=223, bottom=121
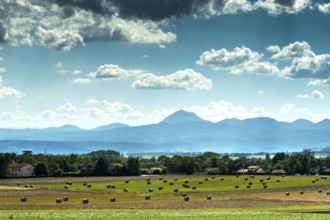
left=1, top=149, right=330, bottom=178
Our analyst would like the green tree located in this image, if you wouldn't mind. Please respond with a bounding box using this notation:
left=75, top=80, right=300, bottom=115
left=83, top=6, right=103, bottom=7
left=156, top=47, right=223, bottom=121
left=125, top=157, right=140, bottom=176
left=94, top=156, right=110, bottom=176
left=35, top=162, right=49, bottom=177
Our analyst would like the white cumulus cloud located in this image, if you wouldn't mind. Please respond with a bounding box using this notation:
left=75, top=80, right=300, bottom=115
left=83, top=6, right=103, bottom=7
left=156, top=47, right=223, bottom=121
left=131, top=69, right=212, bottom=91
left=89, top=64, right=129, bottom=79
left=318, top=3, right=330, bottom=13
left=197, top=46, right=279, bottom=75
left=297, top=90, right=325, bottom=99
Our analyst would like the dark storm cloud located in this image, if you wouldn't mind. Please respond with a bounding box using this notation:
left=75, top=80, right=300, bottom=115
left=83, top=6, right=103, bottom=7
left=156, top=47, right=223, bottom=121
left=0, top=23, right=6, bottom=42
left=52, top=0, right=224, bottom=20
left=275, top=0, right=296, bottom=7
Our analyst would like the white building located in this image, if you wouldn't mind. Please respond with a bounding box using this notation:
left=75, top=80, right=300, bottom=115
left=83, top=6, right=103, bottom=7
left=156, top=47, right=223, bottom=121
left=7, top=163, right=35, bottom=177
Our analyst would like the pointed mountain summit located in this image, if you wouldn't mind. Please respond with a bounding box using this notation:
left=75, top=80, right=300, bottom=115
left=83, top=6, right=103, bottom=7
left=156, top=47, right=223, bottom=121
left=159, top=110, right=208, bottom=124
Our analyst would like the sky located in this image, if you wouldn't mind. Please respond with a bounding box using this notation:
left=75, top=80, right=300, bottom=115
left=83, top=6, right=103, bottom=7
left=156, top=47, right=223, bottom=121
left=1, top=0, right=330, bottom=129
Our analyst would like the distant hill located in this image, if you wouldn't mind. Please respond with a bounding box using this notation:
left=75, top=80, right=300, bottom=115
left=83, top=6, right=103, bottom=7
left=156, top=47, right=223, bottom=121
left=0, top=110, right=329, bottom=154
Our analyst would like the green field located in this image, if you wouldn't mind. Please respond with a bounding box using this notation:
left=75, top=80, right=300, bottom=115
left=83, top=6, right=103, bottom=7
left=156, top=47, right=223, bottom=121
left=0, top=175, right=330, bottom=219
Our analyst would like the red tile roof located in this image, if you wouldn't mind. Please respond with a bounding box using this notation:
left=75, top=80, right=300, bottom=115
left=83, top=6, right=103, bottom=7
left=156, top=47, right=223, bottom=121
left=7, top=163, right=30, bottom=169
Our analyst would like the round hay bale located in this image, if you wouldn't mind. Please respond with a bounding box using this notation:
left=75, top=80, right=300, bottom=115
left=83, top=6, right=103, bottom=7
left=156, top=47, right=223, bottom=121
left=205, top=178, right=209, bottom=181
left=267, top=176, right=271, bottom=180
left=184, top=180, right=189, bottom=184
left=236, top=175, right=239, bottom=178
left=107, top=184, right=111, bottom=188
left=146, top=178, right=151, bottom=181
left=163, top=179, right=167, bottom=183
left=63, top=196, right=69, bottom=202
left=87, top=184, right=92, bottom=188
left=21, top=197, right=27, bottom=202
left=263, top=185, right=267, bottom=189
left=64, top=185, right=69, bottom=189
left=184, top=196, right=189, bottom=201
left=316, top=178, right=319, bottom=181
left=300, top=190, right=304, bottom=195
left=16, top=182, right=20, bottom=186
left=282, top=174, right=286, bottom=177
left=207, top=196, right=212, bottom=200
left=248, top=182, right=253, bottom=186
left=82, top=198, right=89, bottom=204
left=125, top=180, right=129, bottom=184
left=276, top=179, right=280, bottom=183
left=169, top=182, right=174, bottom=186
left=83, top=182, right=87, bottom=186
left=246, top=185, right=251, bottom=189
left=110, top=197, right=116, bottom=202
left=56, top=198, right=62, bottom=203
left=8, top=214, right=13, bottom=219
left=159, top=177, right=163, bottom=181
left=182, top=193, right=187, bottom=197
left=25, top=185, right=29, bottom=188
left=147, top=181, right=151, bottom=185
left=326, top=192, right=330, bottom=195
left=192, top=186, right=196, bottom=190
left=111, top=185, right=116, bottom=189
left=312, top=180, right=316, bottom=183
left=198, top=181, right=203, bottom=185
left=244, top=178, right=248, bottom=181
left=220, top=178, right=224, bottom=181
left=318, top=189, right=323, bottom=193
left=259, top=178, right=264, bottom=183
left=285, top=192, right=290, bottom=196
left=149, top=188, right=153, bottom=192
left=174, top=178, right=178, bottom=181
left=30, top=185, right=34, bottom=188
left=145, top=195, right=151, bottom=200
left=123, top=188, right=128, bottom=192
left=158, top=186, right=163, bottom=190
left=212, top=176, right=215, bottom=179
left=235, top=184, right=239, bottom=189
left=250, top=175, right=255, bottom=178
left=262, top=182, right=267, bottom=185
left=174, top=188, right=179, bottom=192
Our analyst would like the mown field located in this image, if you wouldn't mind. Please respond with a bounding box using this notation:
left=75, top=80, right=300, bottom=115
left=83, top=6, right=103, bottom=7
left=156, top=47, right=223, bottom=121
left=0, top=175, right=330, bottom=219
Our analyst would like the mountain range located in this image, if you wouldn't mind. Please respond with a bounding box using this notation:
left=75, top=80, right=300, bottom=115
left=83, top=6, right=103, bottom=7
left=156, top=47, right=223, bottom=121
left=0, top=110, right=329, bottom=154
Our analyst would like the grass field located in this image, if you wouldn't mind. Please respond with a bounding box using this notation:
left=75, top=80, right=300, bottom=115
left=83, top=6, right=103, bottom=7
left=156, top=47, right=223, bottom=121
left=0, top=175, right=330, bottom=219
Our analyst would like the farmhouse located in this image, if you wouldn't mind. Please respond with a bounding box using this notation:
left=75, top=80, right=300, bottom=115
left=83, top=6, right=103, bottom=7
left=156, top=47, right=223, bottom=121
left=237, top=166, right=265, bottom=174
left=7, top=163, right=35, bottom=177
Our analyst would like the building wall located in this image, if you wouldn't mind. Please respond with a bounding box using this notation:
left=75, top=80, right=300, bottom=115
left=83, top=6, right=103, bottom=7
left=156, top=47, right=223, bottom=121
left=7, top=164, right=35, bottom=177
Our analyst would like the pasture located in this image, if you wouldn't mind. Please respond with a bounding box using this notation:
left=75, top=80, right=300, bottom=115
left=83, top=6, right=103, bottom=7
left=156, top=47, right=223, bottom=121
left=0, top=175, right=330, bottom=219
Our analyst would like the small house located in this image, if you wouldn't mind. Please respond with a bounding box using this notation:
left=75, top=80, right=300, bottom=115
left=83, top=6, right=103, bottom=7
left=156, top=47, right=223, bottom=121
left=7, top=163, right=35, bottom=177
left=237, top=166, right=264, bottom=174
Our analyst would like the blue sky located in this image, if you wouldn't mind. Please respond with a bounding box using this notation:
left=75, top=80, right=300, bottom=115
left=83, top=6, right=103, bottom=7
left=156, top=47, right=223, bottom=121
left=1, top=0, right=330, bottom=129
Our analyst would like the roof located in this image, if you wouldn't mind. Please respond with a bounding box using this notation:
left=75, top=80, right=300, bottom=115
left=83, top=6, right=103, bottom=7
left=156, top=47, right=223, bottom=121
left=7, top=163, right=31, bottom=169
left=272, top=169, right=286, bottom=174
left=237, top=169, right=249, bottom=173
left=248, top=166, right=261, bottom=169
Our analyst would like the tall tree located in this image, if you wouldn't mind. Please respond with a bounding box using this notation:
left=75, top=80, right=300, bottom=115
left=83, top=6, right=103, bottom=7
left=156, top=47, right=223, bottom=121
left=94, top=156, right=110, bottom=176
left=35, top=162, right=49, bottom=177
